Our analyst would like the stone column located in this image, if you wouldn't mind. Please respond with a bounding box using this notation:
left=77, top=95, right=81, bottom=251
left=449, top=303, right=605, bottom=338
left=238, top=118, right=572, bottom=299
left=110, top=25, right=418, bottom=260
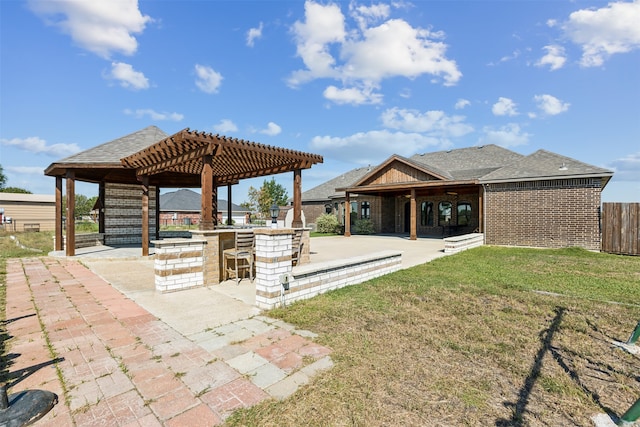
left=254, top=228, right=293, bottom=309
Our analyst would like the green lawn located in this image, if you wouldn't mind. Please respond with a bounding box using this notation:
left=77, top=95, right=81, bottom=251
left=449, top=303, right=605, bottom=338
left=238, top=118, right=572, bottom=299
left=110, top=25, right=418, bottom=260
left=227, top=246, right=640, bottom=426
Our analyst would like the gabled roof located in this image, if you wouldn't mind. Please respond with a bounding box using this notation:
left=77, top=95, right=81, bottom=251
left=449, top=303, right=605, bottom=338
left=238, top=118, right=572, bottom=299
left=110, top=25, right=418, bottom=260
left=351, top=155, right=452, bottom=188
left=480, top=149, right=613, bottom=183
left=160, top=188, right=248, bottom=212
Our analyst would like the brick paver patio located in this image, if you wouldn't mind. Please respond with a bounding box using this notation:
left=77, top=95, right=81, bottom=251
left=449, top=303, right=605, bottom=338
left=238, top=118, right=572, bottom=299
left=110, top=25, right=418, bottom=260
left=3, top=257, right=332, bottom=426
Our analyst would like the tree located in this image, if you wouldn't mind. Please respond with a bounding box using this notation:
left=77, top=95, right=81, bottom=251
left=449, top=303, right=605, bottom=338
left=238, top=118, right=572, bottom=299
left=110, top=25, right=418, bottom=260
left=0, top=164, right=6, bottom=189
left=245, top=178, right=289, bottom=218
left=62, top=194, right=98, bottom=218
left=0, top=187, right=32, bottom=194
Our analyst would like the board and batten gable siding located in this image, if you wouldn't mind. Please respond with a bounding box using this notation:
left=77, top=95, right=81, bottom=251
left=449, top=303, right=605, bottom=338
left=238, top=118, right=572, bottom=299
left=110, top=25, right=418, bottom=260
left=360, top=161, right=439, bottom=186
left=104, top=183, right=157, bottom=245
left=484, top=178, right=602, bottom=250
left=0, top=193, right=56, bottom=231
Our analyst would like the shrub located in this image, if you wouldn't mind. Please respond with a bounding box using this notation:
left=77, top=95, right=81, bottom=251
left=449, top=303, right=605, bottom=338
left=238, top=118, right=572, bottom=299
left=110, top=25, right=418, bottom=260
left=354, top=219, right=374, bottom=234
left=316, top=214, right=341, bottom=234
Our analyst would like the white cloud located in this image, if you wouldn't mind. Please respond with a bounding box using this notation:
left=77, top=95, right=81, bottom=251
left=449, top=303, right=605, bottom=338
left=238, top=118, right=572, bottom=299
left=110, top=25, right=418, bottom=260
left=479, top=123, right=531, bottom=147
left=123, top=108, right=183, bottom=121
left=608, top=151, right=640, bottom=181
left=533, top=94, right=570, bottom=115
left=380, top=107, right=473, bottom=137
left=310, top=129, right=450, bottom=165
left=28, top=0, right=152, bottom=59
left=213, top=119, right=238, bottom=133
left=563, top=0, right=640, bottom=67
left=349, top=2, right=390, bottom=30
left=492, top=97, right=518, bottom=116
left=289, top=1, right=461, bottom=105
left=323, top=85, right=383, bottom=105
left=195, top=64, right=223, bottom=94
left=454, top=99, right=470, bottom=110
left=5, top=166, right=45, bottom=175
left=247, top=22, right=263, bottom=47
left=260, top=122, right=282, bottom=136
left=536, top=45, right=567, bottom=71
left=108, top=62, right=149, bottom=90
left=1, top=136, right=81, bottom=157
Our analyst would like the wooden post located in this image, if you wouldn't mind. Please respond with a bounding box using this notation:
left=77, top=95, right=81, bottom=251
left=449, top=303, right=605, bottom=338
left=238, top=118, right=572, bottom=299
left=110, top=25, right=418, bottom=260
left=65, top=170, right=75, bottom=256
left=155, top=186, right=160, bottom=239
left=141, top=176, right=149, bottom=257
left=201, top=155, right=215, bottom=230
left=227, top=184, right=232, bottom=226
left=345, top=192, right=351, bottom=237
left=478, top=187, right=483, bottom=233
left=292, top=169, right=303, bottom=228
left=410, top=188, right=417, bottom=240
left=55, top=176, right=63, bottom=251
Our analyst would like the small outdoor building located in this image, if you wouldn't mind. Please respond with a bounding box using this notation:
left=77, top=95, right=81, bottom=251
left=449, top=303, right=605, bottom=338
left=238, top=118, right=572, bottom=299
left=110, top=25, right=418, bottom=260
left=0, top=192, right=55, bottom=232
left=44, top=126, right=323, bottom=256
left=302, top=145, right=613, bottom=250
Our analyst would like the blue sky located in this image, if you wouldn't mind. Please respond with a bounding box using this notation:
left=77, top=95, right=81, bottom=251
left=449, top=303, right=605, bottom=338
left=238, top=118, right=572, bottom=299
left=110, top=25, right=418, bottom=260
left=1, top=0, right=639, bottom=203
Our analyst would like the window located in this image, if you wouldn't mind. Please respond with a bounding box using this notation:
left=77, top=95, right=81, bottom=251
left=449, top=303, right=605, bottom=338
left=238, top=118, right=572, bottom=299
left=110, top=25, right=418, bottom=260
left=457, top=202, right=472, bottom=226
left=350, top=201, right=358, bottom=225
left=438, top=201, right=452, bottom=225
left=361, top=201, right=370, bottom=219
left=421, top=201, right=433, bottom=226
left=325, top=204, right=332, bottom=214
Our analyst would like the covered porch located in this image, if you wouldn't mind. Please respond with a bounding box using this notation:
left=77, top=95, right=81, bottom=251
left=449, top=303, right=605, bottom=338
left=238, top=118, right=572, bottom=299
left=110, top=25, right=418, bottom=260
left=45, top=127, right=323, bottom=257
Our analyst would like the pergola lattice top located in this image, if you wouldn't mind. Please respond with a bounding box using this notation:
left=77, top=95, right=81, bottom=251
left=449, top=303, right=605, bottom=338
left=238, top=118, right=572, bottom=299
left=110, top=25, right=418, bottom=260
left=121, top=128, right=323, bottom=185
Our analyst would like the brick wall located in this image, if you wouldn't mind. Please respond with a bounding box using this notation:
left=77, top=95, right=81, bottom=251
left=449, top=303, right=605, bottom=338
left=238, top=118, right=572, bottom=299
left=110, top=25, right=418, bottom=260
left=153, top=239, right=205, bottom=292
left=484, top=178, right=602, bottom=250
left=104, top=183, right=157, bottom=246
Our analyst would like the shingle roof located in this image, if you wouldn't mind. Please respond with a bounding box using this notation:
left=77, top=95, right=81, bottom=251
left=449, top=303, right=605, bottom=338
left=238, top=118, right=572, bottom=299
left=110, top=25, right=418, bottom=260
left=58, top=126, right=168, bottom=164
left=410, top=144, right=524, bottom=180
left=160, top=188, right=247, bottom=212
left=302, top=166, right=372, bottom=201
left=480, top=149, right=613, bottom=182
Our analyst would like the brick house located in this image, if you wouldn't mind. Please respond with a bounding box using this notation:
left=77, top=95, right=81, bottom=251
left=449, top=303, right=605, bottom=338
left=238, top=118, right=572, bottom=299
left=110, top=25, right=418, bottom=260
left=159, top=188, right=249, bottom=226
left=301, top=145, right=613, bottom=250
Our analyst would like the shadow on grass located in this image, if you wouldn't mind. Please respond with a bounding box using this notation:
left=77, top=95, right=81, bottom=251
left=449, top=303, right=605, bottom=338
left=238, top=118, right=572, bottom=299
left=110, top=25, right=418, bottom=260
left=495, top=307, right=619, bottom=426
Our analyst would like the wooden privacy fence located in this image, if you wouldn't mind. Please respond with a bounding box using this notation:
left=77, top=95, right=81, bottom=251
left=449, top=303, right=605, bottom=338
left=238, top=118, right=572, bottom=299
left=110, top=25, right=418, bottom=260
left=601, top=203, right=640, bottom=255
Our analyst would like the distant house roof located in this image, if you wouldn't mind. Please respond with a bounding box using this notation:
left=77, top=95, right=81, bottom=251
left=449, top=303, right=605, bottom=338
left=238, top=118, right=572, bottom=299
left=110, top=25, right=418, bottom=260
left=303, top=144, right=613, bottom=201
left=301, top=166, right=373, bottom=202
left=160, top=189, right=247, bottom=213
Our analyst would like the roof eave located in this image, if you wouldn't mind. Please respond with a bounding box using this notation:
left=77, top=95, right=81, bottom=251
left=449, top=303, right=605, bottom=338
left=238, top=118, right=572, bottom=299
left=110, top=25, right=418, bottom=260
left=480, top=172, right=614, bottom=185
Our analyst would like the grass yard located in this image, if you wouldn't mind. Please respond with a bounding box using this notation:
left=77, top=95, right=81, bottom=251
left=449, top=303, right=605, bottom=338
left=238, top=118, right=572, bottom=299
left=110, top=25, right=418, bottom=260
left=228, top=246, right=640, bottom=427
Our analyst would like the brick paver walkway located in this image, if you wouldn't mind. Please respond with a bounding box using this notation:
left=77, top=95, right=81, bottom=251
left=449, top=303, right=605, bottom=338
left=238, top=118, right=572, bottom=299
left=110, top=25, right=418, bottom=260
left=4, top=257, right=332, bottom=426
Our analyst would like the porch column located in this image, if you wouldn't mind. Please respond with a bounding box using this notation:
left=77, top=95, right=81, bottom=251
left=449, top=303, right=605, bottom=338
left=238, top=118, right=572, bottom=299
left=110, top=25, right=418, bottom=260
left=478, top=188, right=484, bottom=233
left=345, top=192, right=351, bottom=237
left=155, top=186, right=160, bottom=239
left=55, top=176, right=63, bottom=251
left=65, top=170, right=75, bottom=256
left=292, top=169, right=303, bottom=228
left=141, top=176, right=149, bottom=257
left=201, top=155, right=215, bottom=230
left=227, top=184, right=232, bottom=226
left=410, top=189, right=417, bottom=240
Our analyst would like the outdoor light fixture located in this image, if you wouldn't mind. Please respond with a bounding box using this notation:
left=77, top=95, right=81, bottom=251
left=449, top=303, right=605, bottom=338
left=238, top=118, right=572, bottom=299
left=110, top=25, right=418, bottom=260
left=270, top=203, right=280, bottom=228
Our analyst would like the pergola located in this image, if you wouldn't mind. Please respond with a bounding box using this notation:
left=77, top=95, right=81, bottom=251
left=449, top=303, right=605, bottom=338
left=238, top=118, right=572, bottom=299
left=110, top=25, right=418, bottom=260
left=45, top=127, right=323, bottom=256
